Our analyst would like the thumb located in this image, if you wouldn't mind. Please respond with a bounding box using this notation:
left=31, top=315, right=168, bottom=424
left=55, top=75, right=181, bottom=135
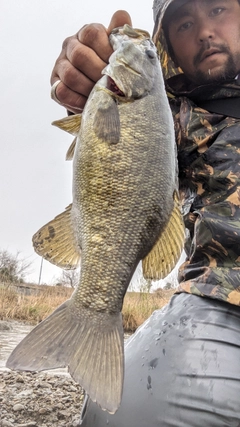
left=107, top=10, right=132, bottom=35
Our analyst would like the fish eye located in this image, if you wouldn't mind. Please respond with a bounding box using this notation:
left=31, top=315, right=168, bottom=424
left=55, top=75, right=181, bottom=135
left=146, top=50, right=156, bottom=59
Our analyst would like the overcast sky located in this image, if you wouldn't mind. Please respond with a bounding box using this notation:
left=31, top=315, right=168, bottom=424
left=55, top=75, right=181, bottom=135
left=1, top=0, right=182, bottom=287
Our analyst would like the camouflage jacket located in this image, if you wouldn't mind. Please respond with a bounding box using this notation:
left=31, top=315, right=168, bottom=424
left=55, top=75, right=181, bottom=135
left=152, top=0, right=240, bottom=305
left=168, top=77, right=240, bottom=305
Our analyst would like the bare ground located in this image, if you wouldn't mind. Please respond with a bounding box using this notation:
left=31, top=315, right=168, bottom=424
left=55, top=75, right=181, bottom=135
left=0, top=370, right=84, bottom=427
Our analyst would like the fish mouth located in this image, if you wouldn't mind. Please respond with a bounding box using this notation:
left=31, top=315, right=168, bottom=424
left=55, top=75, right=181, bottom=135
left=106, top=77, right=125, bottom=97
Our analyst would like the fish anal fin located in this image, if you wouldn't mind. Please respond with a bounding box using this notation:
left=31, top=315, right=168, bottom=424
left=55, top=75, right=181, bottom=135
left=142, top=192, right=185, bottom=280
left=6, top=301, right=124, bottom=414
left=52, top=114, right=82, bottom=136
left=32, top=204, right=80, bottom=269
left=93, top=97, right=120, bottom=144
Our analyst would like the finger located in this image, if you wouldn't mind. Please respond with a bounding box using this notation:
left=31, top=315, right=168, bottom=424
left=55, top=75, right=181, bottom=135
left=65, top=35, right=107, bottom=83
left=50, top=76, right=90, bottom=113
left=107, top=10, right=132, bottom=34
left=53, top=57, right=95, bottom=96
left=77, top=23, right=112, bottom=64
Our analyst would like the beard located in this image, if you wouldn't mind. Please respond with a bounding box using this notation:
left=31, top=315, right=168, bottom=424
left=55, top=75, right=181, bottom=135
left=188, top=42, right=240, bottom=85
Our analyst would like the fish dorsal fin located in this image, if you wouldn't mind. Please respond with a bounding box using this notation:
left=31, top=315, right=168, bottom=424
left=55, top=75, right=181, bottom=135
left=32, top=204, right=80, bottom=269
left=142, top=192, right=185, bottom=280
left=93, top=95, right=120, bottom=144
left=66, top=137, right=77, bottom=161
left=52, top=114, right=82, bottom=136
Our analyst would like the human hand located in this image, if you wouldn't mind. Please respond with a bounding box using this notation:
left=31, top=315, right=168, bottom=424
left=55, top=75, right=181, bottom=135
left=50, top=10, right=132, bottom=113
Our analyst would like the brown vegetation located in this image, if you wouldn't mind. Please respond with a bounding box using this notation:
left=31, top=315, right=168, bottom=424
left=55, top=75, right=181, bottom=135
left=0, top=284, right=174, bottom=332
left=0, top=285, right=72, bottom=325
left=122, top=289, right=174, bottom=332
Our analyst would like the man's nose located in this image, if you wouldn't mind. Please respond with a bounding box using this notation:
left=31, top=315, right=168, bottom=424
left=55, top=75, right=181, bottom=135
left=197, top=20, right=214, bottom=43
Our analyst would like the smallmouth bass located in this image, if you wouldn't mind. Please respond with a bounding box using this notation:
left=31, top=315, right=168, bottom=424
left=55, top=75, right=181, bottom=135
left=7, top=25, right=185, bottom=414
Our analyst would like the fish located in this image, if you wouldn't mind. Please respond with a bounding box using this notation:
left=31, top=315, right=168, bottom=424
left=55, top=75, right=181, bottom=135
left=6, top=25, right=185, bottom=413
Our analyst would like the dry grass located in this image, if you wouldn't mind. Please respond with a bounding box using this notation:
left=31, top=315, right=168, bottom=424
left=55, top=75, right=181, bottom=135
left=0, top=284, right=174, bottom=332
left=123, top=289, right=174, bottom=332
left=0, top=285, right=73, bottom=325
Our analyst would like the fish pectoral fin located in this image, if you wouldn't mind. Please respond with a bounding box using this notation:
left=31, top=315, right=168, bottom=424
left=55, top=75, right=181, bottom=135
left=52, top=114, right=82, bottom=136
left=142, top=192, right=185, bottom=280
left=66, top=136, right=77, bottom=160
left=6, top=301, right=124, bottom=414
left=32, top=204, right=80, bottom=269
left=93, top=97, right=120, bottom=144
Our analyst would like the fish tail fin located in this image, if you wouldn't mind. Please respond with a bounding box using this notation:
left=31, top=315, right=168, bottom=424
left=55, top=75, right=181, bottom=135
left=6, top=300, right=124, bottom=414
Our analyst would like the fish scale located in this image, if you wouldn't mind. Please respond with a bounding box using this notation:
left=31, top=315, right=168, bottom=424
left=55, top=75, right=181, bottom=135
left=7, top=25, right=185, bottom=414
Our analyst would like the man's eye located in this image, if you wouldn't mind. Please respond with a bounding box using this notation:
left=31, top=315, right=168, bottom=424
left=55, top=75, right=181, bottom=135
left=178, top=21, right=192, bottom=32
left=210, top=7, right=225, bottom=16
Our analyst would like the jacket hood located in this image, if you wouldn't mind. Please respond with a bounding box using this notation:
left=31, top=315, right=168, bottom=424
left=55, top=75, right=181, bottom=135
left=152, top=0, right=188, bottom=82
